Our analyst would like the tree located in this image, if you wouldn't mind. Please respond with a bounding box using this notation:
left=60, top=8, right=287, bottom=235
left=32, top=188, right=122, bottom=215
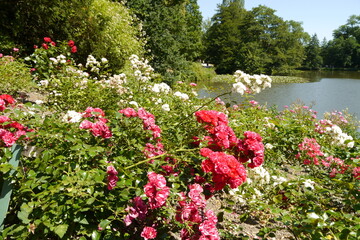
left=125, top=0, right=203, bottom=80
left=204, top=4, right=307, bottom=74
left=203, top=1, right=247, bottom=74
left=304, top=34, right=323, bottom=69
left=323, top=15, right=360, bottom=68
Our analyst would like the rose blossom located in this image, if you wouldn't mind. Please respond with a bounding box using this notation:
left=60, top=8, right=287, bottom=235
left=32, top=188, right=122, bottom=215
left=106, top=165, right=118, bottom=190
left=68, top=40, right=75, bottom=47
left=141, top=226, right=157, bottom=240
left=43, top=37, right=52, bottom=42
left=144, top=172, right=170, bottom=209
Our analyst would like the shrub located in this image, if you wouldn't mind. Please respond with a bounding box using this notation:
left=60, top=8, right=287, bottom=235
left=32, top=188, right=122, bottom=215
left=0, top=56, right=36, bottom=97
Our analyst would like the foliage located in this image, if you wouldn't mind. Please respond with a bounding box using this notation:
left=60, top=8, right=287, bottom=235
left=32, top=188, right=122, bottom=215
left=181, top=62, right=217, bottom=83
left=125, top=0, right=203, bottom=82
left=0, top=0, right=144, bottom=71
left=204, top=4, right=308, bottom=75
left=303, top=34, right=323, bottom=70
left=322, top=15, right=360, bottom=68
left=1, top=37, right=360, bottom=240
left=0, top=56, right=36, bottom=97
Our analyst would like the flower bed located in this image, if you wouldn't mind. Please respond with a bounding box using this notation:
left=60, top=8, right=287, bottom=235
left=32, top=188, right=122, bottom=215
left=0, top=39, right=359, bottom=239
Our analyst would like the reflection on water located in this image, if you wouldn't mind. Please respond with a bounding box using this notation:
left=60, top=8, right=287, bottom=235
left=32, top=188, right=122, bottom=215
left=198, top=71, right=360, bottom=118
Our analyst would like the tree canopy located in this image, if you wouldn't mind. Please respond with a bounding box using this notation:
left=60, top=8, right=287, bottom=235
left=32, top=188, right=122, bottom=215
left=322, top=15, right=360, bottom=68
left=125, top=0, right=203, bottom=79
left=203, top=4, right=308, bottom=74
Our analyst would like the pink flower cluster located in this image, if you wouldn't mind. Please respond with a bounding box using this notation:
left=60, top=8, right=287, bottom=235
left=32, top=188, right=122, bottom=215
left=195, top=110, right=237, bottom=150
left=0, top=95, right=31, bottom=147
left=296, top=138, right=324, bottom=165
left=194, top=110, right=264, bottom=191
left=235, top=131, right=265, bottom=168
left=144, top=172, right=170, bottom=209
left=0, top=116, right=30, bottom=147
left=119, top=107, right=165, bottom=160
left=176, top=184, right=220, bottom=240
left=124, top=196, right=148, bottom=226
left=353, top=167, right=360, bottom=180
left=106, top=165, right=118, bottom=190
left=321, top=156, right=348, bottom=178
left=315, top=119, right=333, bottom=134
left=200, top=148, right=246, bottom=191
left=124, top=173, right=170, bottom=238
left=296, top=139, right=360, bottom=180
left=79, top=107, right=112, bottom=138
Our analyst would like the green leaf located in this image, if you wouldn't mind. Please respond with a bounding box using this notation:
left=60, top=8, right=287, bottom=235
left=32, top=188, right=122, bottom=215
left=86, top=197, right=96, bottom=205
left=91, top=230, right=101, bottom=240
left=54, top=224, right=68, bottom=238
left=99, top=219, right=111, bottom=229
left=0, top=163, right=12, bottom=174
left=17, top=203, right=32, bottom=224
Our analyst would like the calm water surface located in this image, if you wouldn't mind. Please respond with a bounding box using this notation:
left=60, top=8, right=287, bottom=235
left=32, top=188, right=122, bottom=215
left=198, top=71, right=360, bottom=118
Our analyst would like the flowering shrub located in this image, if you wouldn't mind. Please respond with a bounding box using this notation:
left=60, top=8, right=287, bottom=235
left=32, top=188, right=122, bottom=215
left=1, top=42, right=359, bottom=240
left=25, top=37, right=78, bottom=82
left=232, top=70, right=272, bottom=95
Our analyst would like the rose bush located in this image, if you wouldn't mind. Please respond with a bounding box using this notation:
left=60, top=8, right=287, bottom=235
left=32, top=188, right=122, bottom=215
left=0, top=41, right=359, bottom=239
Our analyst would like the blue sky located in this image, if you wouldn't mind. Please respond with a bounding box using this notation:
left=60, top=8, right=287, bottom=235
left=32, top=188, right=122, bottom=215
left=197, top=0, right=360, bottom=40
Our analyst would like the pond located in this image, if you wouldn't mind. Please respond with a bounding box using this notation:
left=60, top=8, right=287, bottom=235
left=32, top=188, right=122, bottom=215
left=198, top=71, right=360, bottom=119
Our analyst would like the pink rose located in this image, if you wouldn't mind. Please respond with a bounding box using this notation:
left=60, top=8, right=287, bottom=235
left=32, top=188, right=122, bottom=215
left=141, top=226, right=157, bottom=240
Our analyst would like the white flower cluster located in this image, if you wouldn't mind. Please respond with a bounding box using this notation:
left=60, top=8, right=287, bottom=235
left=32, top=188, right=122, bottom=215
left=151, top=83, right=171, bottom=94
left=303, top=179, right=315, bottom=190
left=161, top=104, right=170, bottom=111
left=248, top=166, right=271, bottom=185
left=174, top=91, right=189, bottom=101
left=85, top=55, right=107, bottom=74
left=325, top=125, right=354, bottom=148
left=98, top=74, right=128, bottom=94
left=129, top=54, right=154, bottom=82
left=62, top=110, right=83, bottom=123
left=49, top=55, right=67, bottom=65
left=263, top=117, right=276, bottom=129
left=271, top=176, right=288, bottom=186
left=228, top=188, right=247, bottom=206
left=232, top=70, right=272, bottom=95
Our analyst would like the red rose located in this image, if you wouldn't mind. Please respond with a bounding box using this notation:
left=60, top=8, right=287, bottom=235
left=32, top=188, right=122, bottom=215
left=42, top=43, right=49, bottom=50
left=43, top=37, right=52, bottom=43
left=71, top=46, right=77, bottom=53
left=0, top=94, right=16, bottom=105
left=68, top=40, right=75, bottom=47
left=50, top=41, right=56, bottom=46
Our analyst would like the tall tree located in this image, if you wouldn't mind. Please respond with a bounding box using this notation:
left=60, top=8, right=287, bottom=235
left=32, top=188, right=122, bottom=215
left=304, top=34, right=323, bottom=69
left=204, top=1, right=247, bottom=73
left=204, top=4, right=307, bottom=74
left=323, top=15, right=360, bottom=68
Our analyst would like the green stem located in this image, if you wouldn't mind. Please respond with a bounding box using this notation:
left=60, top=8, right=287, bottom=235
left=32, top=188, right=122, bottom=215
left=175, top=148, right=198, bottom=152
left=124, top=154, right=166, bottom=170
